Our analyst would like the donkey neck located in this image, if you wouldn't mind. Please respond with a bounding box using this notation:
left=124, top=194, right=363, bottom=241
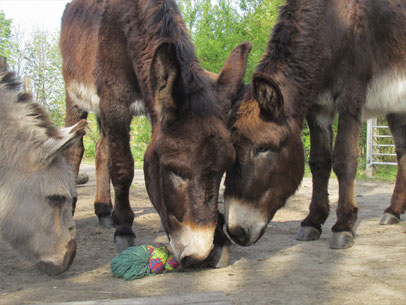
left=118, top=0, right=216, bottom=121
left=255, top=0, right=330, bottom=125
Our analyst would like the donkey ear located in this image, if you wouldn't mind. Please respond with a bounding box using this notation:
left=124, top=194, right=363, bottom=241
left=150, top=41, right=183, bottom=124
left=252, top=72, right=284, bottom=120
left=215, top=42, right=251, bottom=112
left=40, top=120, right=87, bottom=164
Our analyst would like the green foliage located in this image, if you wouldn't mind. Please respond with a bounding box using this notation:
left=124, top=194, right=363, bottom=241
left=23, top=29, right=66, bottom=126
left=83, top=114, right=99, bottom=159
left=302, top=121, right=311, bottom=160
left=82, top=114, right=152, bottom=168
left=1, top=2, right=394, bottom=180
left=7, top=23, right=25, bottom=76
left=1, top=10, right=65, bottom=126
left=366, top=165, right=397, bottom=181
left=131, top=117, right=152, bottom=168
left=179, top=0, right=283, bottom=81
left=0, top=10, right=12, bottom=58
left=237, top=0, right=283, bottom=80
left=193, top=0, right=244, bottom=74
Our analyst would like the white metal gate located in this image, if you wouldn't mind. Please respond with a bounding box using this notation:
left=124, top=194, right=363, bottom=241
left=366, top=118, right=396, bottom=175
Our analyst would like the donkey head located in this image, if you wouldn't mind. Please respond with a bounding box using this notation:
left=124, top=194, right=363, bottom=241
left=0, top=73, right=87, bottom=275
left=144, top=41, right=251, bottom=266
left=224, top=72, right=305, bottom=246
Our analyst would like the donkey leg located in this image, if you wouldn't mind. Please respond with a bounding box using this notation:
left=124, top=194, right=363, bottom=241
left=64, top=94, right=88, bottom=214
left=330, top=113, right=361, bottom=249
left=297, top=106, right=334, bottom=241
left=380, top=114, right=406, bottom=224
left=94, top=130, right=114, bottom=228
left=64, top=95, right=88, bottom=178
left=102, top=114, right=135, bottom=252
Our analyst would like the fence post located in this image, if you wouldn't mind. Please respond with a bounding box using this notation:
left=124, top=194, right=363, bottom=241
left=23, top=76, right=33, bottom=94
left=366, top=118, right=374, bottom=177
left=0, top=56, right=8, bottom=71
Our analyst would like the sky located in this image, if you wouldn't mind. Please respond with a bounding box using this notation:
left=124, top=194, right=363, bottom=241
left=0, top=0, right=70, bottom=32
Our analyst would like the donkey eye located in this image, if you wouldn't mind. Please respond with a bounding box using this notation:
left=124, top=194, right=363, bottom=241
left=169, top=171, right=189, bottom=182
left=164, top=164, right=190, bottom=184
left=256, top=146, right=269, bottom=153
left=254, top=145, right=279, bottom=157
left=169, top=171, right=189, bottom=188
left=254, top=146, right=271, bottom=156
left=47, top=195, right=67, bottom=207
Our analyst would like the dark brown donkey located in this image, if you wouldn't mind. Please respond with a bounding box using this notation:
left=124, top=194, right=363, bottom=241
left=60, top=0, right=250, bottom=266
left=224, top=0, right=406, bottom=249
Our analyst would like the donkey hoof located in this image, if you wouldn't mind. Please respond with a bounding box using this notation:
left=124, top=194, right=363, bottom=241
left=205, top=241, right=231, bottom=268
left=296, top=226, right=321, bottom=241
left=330, top=231, right=354, bottom=249
left=380, top=213, right=400, bottom=225
left=99, top=216, right=114, bottom=228
left=76, top=173, right=89, bottom=185
left=114, top=235, right=135, bottom=253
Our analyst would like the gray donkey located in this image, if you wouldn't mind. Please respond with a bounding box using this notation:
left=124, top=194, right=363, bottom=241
left=0, top=72, right=86, bottom=275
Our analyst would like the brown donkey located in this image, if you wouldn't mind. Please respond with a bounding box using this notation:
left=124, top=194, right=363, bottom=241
left=224, top=0, right=406, bottom=249
left=0, top=72, right=86, bottom=275
left=60, top=0, right=250, bottom=266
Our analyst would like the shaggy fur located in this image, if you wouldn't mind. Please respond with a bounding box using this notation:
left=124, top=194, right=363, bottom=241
left=60, top=0, right=251, bottom=265
left=225, top=0, right=406, bottom=247
left=0, top=72, right=86, bottom=275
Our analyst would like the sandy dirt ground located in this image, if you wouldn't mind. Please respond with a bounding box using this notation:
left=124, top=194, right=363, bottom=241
left=1, top=163, right=405, bottom=305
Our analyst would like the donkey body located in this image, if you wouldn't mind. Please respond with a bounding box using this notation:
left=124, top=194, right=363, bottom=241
left=224, top=0, right=406, bottom=248
left=60, top=0, right=250, bottom=266
left=0, top=72, right=86, bottom=275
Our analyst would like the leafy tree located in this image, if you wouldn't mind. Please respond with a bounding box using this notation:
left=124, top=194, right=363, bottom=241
left=177, top=0, right=200, bottom=33
left=23, top=28, right=65, bottom=126
left=0, top=10, right=12, bottom=59
left=7, top=23, right=26, bottom=77
left=0, top=1, right=373, bottom=169
left=179, top=0, right=284, bottom=81
left=238, top=0, right=284, bottom=79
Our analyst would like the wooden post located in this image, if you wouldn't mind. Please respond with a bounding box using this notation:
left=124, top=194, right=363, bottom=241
left=25, top=292, right=232, bottom=305
left=23, top=76, right=33, bottom=94
left=0, top=56, right=8, bottom=71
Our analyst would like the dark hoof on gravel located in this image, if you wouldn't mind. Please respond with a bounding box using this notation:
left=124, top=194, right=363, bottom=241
left=330, top=231, right=354, bottom=249
left=99, top=216, right=114, bottom=228
left=380, top=213, right=400, bottom=225
left=296, top=226, right=321, bottom=241
left=76, top=173, right=89, bottom=185
left=114, top=235, right=135, bottom=253
left=205, top=241, right=231, bottom=268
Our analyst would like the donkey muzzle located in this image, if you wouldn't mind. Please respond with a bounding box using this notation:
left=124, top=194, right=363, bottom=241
left=36, top=239, right=77, bottom=276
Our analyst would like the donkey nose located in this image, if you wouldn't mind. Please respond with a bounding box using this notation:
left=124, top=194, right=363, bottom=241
left=36, top=239, right=77, bottom=276
left=180, top=255, right=203, bottom=268
left=228, top=225, right=266, bottom=246
left=227, top=226, right=251, bottom=246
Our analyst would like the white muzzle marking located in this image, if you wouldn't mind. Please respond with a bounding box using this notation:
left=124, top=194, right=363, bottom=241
left=169, top=224, right=215, bottom=262
left=224, top=196, right=268, bottom=244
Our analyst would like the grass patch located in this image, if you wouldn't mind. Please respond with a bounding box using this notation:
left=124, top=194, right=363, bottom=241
left=304, top=162, right=396, bottom=182
left=357, top=165, right=397, bottom=182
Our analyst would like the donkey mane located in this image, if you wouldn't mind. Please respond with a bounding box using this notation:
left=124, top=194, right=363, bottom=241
left=254, top=0, right=326, bottom=119
left=263, top=0, right=298, bottom=61
left=257, top=0, right=323, bottom=69
left=0, top=72, right=21, bottom=91
left=122, top=0, right=219, bottom=118
left=0, top=72, right=60, bottom=168
left=0, top=72, right=58, bottom=138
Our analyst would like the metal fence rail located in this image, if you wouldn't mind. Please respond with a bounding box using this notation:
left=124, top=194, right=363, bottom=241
left=366, top=118, right=397, bottom=175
